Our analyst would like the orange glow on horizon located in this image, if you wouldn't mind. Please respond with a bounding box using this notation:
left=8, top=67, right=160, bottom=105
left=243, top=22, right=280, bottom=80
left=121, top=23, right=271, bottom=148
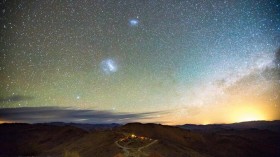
left=165, top=99, right=279, bottom=125
left=232, top=109, right=265, bottom=122
left=0, top=120, right=13, bottom=124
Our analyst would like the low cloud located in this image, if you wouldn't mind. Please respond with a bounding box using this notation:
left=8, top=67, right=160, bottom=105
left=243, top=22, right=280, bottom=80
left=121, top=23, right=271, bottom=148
left=0, top=107, right=168, bottom=124
left=0, top=95, right=33, bottom=103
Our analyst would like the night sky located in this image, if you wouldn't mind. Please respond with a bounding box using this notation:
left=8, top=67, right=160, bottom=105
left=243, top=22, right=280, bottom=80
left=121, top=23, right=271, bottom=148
left=1, top=0, right=280, bottom=124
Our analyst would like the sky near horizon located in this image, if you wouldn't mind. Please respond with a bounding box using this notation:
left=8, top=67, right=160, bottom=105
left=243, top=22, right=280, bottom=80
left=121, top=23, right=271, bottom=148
left=0, top=0, right=280, bottom=125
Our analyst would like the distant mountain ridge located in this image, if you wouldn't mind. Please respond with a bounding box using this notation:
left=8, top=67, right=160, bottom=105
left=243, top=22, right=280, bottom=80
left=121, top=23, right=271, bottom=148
left=0, top=120, right=280, bottom=157
left=178, top=120, right=280, bottom=133
left=43, top=122, right=121, bottom=131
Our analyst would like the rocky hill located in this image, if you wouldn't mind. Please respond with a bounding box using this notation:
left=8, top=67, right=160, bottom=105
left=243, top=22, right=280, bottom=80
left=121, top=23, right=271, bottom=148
left=0, top=121, right=279, bottom=157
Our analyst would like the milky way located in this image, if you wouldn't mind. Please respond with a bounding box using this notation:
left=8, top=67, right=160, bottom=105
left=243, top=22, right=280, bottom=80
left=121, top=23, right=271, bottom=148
left=0, top=0, right=280, bottom=124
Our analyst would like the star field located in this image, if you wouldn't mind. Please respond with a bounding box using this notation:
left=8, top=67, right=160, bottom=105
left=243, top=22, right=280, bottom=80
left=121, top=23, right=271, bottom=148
left=0, top=0, right=280, bottom=124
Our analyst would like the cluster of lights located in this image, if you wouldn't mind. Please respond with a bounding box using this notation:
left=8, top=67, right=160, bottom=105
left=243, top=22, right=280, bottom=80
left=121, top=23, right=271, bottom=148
left=115, top=133, right=158, bottom=156
left=119, top=133, right=153, bottom=142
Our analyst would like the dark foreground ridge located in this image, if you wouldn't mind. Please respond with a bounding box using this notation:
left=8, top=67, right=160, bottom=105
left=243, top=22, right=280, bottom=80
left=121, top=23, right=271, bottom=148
left=0, top=121, right=280, bottom=157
